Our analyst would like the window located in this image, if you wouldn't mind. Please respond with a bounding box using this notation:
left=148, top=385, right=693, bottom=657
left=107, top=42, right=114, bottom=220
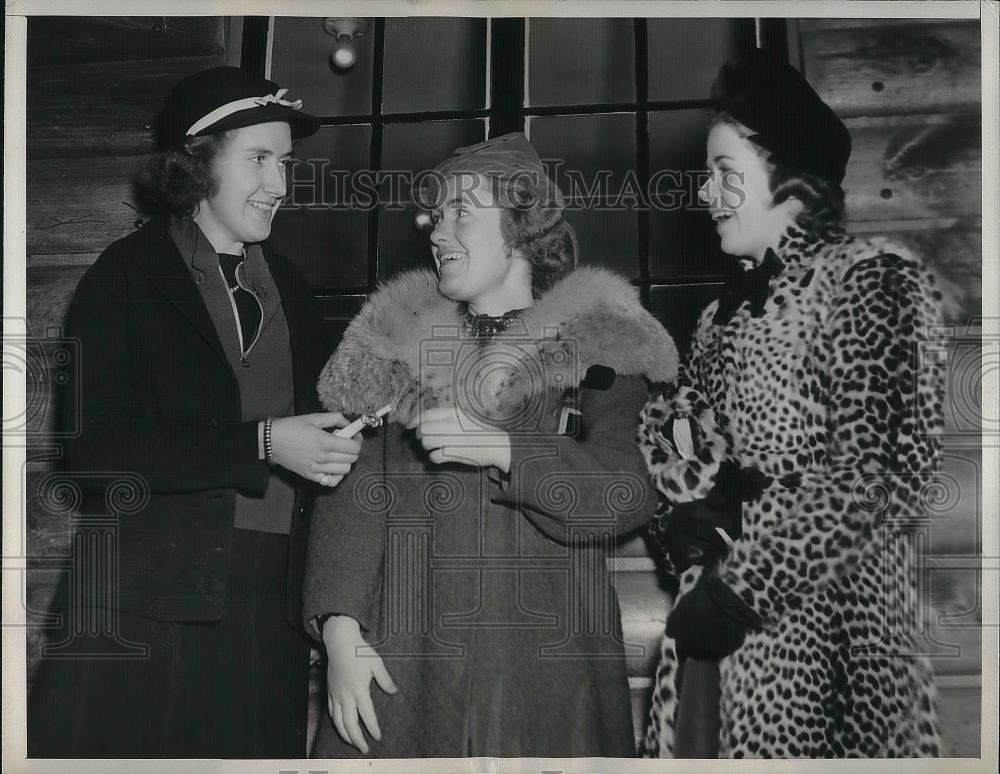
left=258, top=17, right=757, bottom=347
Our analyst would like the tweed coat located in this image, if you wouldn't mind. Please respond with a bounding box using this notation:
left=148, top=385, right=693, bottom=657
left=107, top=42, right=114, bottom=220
left=304, top=266, right=679, bottom=758
left=638, top=228, right=946, bottom=757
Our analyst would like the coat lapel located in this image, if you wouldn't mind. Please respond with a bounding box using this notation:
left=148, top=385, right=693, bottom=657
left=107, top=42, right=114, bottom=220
left=132, top=221, right=232, bottom=371
left=264, top=246, right=323, bottom=414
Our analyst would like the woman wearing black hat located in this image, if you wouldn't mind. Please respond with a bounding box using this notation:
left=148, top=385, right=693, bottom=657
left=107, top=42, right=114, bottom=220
left=27, top=66, right=361, bottom=758
left=638, top=52, right=945, bottom=758
left=302, top=132, right=679, bottom=757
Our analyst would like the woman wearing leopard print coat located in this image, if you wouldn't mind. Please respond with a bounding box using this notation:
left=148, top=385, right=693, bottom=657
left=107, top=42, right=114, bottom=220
left=638, top=51, right=945, bottom=758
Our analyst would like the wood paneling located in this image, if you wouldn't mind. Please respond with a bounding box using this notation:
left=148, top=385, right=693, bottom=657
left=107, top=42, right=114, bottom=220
left=27, top=55, right=221, bottom=159
left=26, top=156, right=148, bottom=256
left=614, top=569, right=670, bottom=680
left=800, top=19, right=980, bottom=117
left=27, top=17, right=225, bottom=66
left=843, top=114, right=981, bottom=223
left=23, top=253, right=100, bottom=270
left=24, top=265, right=92, bottom=451
left=25, top=265, right=89, bottom=337
left=936, top=678, right=983, bottom=757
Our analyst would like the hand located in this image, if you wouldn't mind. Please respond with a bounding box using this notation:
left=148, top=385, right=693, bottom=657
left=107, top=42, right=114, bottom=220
left=408, top=407, right=511, bottom=472
left=665, top=575, right=763, bottom=661
left=322, top=615, right=398, bottom=754
left=709, top=461, right=772, bottom=509
left=269, top=413, right=362, bottom=487
left=658, top=498, right=738, bottom=574
left=655, top=461, right=769, bottom=574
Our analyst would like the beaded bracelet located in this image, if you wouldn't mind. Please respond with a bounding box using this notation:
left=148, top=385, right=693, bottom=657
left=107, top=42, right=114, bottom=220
left=263, top=416, right=275, bottom=465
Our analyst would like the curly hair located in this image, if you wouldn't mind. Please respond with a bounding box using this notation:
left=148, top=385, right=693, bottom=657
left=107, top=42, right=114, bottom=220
left=710, top=111, right=846, bottom=239
left=490, top=174, right=578, bottom=299
left=135, top=132, right=232, bottom=217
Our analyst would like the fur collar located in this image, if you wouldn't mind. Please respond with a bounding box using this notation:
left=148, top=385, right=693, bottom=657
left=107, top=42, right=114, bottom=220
left=317, top=267, right=678, bottom=425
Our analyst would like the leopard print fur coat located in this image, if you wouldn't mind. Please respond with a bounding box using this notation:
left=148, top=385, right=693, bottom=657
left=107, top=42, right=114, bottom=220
left=638, top=226, right=945, bottom=758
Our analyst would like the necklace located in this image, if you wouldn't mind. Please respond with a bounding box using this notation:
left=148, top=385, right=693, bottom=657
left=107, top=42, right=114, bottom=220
left=222, top=246, right=248, bottom=293
left=463, top=306, right=523, bottom=342
left=218, top=246, right=263, bottom=366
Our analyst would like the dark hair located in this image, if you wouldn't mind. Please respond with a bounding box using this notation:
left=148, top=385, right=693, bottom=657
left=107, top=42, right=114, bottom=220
left=711, top=112, right=846, bottom=239
left=490, top=174, right=578, bottom=298
left=135, top=132, right=232, bottom=217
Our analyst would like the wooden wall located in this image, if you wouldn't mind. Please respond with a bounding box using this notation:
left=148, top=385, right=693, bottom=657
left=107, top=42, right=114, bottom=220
left=800, top=17, right=982, bottom=326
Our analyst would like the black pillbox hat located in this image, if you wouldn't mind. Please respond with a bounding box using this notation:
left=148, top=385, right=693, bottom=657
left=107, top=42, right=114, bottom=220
left=157, top=66, right=320, bottom=150
left=711, top=50, right=852, bottom=186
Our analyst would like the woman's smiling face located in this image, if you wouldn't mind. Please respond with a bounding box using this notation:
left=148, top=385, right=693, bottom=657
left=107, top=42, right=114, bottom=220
left=698, top=121, right=800, bottom=262
left=429, top=173, right=530, bottom=314
left=194, top=121, right=293, bottom=253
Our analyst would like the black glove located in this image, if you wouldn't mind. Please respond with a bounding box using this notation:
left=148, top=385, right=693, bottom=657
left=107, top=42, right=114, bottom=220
left=665, top=575, right=763, bottom=662
left=654, top=461, right=772, bottom=574
left=709, top=461, right=772, bottom=510
left=657, top=499, right=738, bottom=574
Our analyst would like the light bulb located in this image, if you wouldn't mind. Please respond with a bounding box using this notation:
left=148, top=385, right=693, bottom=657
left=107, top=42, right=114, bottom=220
left=330, top=41, right=358, bottom=71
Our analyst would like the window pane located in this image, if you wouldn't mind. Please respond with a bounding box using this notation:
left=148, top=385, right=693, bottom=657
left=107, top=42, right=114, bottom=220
left=269, top=211, right=368, bottom=290
left=380, top=119, right=486, bottom=181
left=382, top=18, right=487, bottom=113
left=377, top=207, right=437, bottom=281
left=315, top=294, right=366, bottom=350
left=530, top=113, right=639, bottom=276
left=287, top=124, right=372, bottom=205
left=270, top=17, right=374, bottom=116
left=270, top=125, right=372, bottom=290
left=564, top=209, right=640, bottom=277
left=527, top=18, right=636, bottom=106
left=529, top=113, right=637, bottom=204
left=378, top=119, right=486, bottom=280
left=648, top=109, right=729, bottom=279
left=647, top=19, right=753, bottom=103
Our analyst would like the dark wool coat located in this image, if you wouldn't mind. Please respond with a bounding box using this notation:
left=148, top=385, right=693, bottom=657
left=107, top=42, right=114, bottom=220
left=58, top=217, right=328, bottom=623
left=304, top=266, right=679, bottom=758
left=638, top=229, right=945, bottom=758
left=29, top=217, right=326, bottom=758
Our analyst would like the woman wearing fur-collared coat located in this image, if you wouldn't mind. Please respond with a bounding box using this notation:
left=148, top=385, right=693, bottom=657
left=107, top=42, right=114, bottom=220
left=637, top=53, right=944, bottom=758
left=303, top=133, right=678, bottom=758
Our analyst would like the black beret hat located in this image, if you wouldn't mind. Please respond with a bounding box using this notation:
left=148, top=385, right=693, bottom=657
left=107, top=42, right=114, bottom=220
left=157, top=66, right=320, bottom=150
left=711, top=50, right=852, bottom=186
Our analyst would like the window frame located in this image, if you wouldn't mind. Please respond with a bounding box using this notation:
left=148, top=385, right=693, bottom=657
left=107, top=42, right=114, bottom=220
left=247, top=16, right=781, bottom=341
